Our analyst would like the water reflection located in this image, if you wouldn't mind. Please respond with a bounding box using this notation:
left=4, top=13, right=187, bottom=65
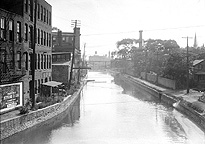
left=114, top=73, right=205, bottom=144
left=2, top=72, right=205, bottom=144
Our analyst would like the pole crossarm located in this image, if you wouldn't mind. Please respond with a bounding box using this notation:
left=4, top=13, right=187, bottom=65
left=73, top=67, right=91, bottom=70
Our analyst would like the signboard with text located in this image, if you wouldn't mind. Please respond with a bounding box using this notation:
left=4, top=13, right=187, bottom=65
left=0, top=82, right=23, bottom=113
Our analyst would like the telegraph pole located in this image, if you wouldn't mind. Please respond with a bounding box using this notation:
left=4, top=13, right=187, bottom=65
left=182, top=36, right=192, bottom=94
left=31, top=0, right=37, bottom=108
left=83, top=43, right=86, bottom=67
left=68, top=20, right=80, bottom=89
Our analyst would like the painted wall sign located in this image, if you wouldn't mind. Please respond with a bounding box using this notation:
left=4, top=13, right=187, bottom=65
left=0, top=82, right=23, bottom=113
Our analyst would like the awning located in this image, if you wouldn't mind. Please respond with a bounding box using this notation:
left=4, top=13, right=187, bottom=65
left=42, top=81, right=62, bottom=87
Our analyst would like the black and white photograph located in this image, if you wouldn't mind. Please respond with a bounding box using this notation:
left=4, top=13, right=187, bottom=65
left=0, top=0, right=205, bottom=143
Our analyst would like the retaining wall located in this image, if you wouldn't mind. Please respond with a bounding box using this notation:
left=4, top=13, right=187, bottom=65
left=176, top=100, right=205, bottom=132
left=140, top=72, right=176, bottom=90
left=118, top=73, right=205, bottom=132
left=0, top=82, right=86, bottom=140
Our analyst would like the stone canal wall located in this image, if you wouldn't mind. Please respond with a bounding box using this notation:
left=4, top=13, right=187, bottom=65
left=117, top=73, right=205, bottom=132
left=0, top=82, right=86, bottom=140
left=176, top=100, right=205, bottom=131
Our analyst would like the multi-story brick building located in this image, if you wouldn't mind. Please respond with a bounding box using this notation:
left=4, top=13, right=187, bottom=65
left=0, top=0, right=52, bottom=113
left=51, top=28, right=81, bottom=85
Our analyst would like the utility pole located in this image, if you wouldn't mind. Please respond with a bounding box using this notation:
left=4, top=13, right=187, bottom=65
left=83, top=43, right=86, bottom=67
left=31, top=0, right=37, bottom=108
left=182, top=36, right=192, bottom=94
left=68, top=20, right=80, bottom=89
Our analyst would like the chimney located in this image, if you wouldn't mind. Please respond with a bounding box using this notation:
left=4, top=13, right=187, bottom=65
left=139, top=30, right=143, bottom=49
left=57, top=30, right=62, bottom=46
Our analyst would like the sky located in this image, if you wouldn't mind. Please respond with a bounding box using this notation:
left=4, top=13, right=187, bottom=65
left=46, top=0, right=205, bottom=57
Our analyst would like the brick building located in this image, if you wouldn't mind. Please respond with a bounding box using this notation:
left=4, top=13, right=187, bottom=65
left=88, top=55, right=111, bottom=70
left=193, top=59, right=205, bottom=90
left=0, top=0, right=52, bottom=113
left=51, top=28, right=81, bottom=84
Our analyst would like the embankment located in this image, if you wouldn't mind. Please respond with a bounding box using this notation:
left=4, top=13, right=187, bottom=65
left=0, top=81, right=86, bottom=140
left=116, top=73, right=205, bottom=132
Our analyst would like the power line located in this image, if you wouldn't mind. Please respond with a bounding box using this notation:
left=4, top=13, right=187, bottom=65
left=81, top=25, right=205, bottom=37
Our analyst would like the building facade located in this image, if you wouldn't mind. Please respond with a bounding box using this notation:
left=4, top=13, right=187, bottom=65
left=0, top=0, right=52, bottom=113
left=51, top=28, right=81, bottom=84
left=193, top=59, right=205, bottom=90
left=88, top=55, right=111, bottom=70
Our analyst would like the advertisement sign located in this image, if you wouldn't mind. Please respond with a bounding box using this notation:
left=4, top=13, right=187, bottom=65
left=0, top=82, right=23, bottom=113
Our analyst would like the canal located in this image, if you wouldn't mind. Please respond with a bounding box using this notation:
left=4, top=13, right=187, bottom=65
left=2, top=71, right=205, bottom=144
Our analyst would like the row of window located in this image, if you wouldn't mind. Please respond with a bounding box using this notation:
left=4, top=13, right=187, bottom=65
left=24, top=0, right=51, bottom=25
left=18, top=52, right=52, bottom=70
left=52, top=54, right=70, bottom=63
left=1, top=51, right=52, bottom=72
left=36, top=28, right=51, bottom=47
left=34, top=53, right=52, bottom=70
left=0, top=17, right=21, bottom=42
left=0, top=17, right=51, bottom=48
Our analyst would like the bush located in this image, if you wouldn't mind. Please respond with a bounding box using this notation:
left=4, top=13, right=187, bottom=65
left=18, top=99, right=32, bottom=114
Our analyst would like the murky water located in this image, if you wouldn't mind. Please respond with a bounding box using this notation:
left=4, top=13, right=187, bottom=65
left=2, top=71, right=205, bottom=144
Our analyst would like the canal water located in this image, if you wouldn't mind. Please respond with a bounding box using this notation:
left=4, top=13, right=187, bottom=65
left=2, top=71, right=205, bottom=144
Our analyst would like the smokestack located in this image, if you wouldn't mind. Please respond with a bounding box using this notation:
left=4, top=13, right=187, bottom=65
left=139, top=30, right=143, bottom=49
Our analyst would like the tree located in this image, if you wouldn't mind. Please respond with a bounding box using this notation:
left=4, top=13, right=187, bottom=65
left=142, top=39, right=180, bottom=74
left=116, top=38, right=138, bottom=59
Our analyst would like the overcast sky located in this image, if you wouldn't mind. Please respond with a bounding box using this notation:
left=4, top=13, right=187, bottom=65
left=47, top=0, right=205, bottom=56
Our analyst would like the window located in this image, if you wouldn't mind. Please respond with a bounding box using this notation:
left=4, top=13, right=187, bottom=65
left=37, top=4, right=40, bottom=19
left=28, top=0, right=30, bottom=15
left=44, top=55, right=46, bottom=69
left=46, top=32, right=48, bottom=46
left=0, top=17, right=6, bottom=39
left=44, top=8, right=46, bottom=22
left=46, top=10, right=48, bottom=24
left=49, top=11, right=51, bottom=25
left=29, top=53, right=32, bottom=71
left=24, top=23, right=28, bottom=41
left=1, top=50, right=6, bottom=73
left=38, top=54, right=40, bottom=69
left=37, top=28, right=40, bottom=44
left=53, top=36, right=56, bottom=42
left=41, top=6, right=43, bottom=21
left=62, top=37, right=66, bottom=42
left=41, top=54, right=43, bottom=69
left=17, top=52, right=21, bottom=69
left=41, top=30, right=43, bottom=45
left=47, top=55, right=49, bottom=69
left=44, top=31, right=46, bottom=46
left=29, top=26, right=33, bottom=47
left=24, top=52, right=28, bottom=70
left=17, top=21, right=21, bottom=42
left=24, top=0, right=28, bottom=13
left=29, top=0, right=33, bottom=21
left=9, top=20, right=14, bottom=41
left=49, top=55, right=51, bottom=68
left=49, top=33, right=51, bottom=47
